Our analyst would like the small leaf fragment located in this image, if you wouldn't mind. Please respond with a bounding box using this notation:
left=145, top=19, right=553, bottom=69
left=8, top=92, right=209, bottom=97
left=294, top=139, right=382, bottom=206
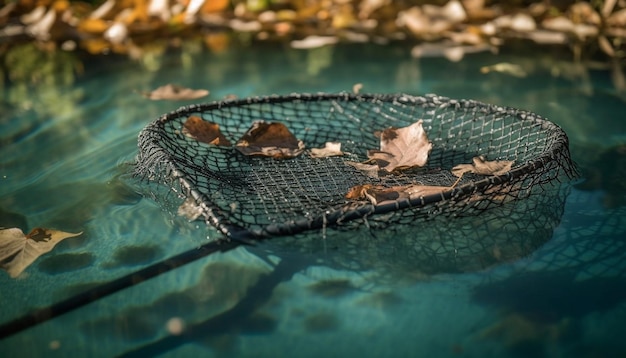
left=345, top=161, right=379, bottom=179
left=345, top=184, right=449, bottom=205
left=367, top=119, right=433, bottom=172
left=182, top=115, right=231, bottom=146
left=235, top=121, right=305, bottom=159
left=451, top=156, right=514, bottom=177
left=140, top=84, right=210, bottom=101
left=310, top=142, right=343, bottom=158
left=0, top=227, right=82, bottom=278
left=177, top=197, right=204, bottom=221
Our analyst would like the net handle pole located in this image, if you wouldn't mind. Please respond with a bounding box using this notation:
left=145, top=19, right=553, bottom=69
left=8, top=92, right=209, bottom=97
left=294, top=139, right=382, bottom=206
left=0, top=238, right=245, bottom=341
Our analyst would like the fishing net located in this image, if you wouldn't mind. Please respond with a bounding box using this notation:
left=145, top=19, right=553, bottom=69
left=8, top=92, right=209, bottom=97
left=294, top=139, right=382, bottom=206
left=132, top=93, right=577, bottom=270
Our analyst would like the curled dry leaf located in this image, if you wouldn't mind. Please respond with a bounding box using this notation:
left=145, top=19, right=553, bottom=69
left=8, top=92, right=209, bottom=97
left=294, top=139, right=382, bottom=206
left=451, top=155, right=514, bottom=177
left=310, top=142, right=343, bottom=158
left=367, top=119, right=433, bottom=172
left=235, top=121, right=305, bottom=159
left=182, top=115, right=231, bottom=146
left=0, top=227, right=82, bottom=278
left=140, top=84, right=210, bottom=100
left=345, top=183, right=449, bottom=205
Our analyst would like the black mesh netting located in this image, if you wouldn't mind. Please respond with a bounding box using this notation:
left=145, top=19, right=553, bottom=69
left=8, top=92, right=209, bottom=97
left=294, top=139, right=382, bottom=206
left=131, top=93, right=578, bottom=272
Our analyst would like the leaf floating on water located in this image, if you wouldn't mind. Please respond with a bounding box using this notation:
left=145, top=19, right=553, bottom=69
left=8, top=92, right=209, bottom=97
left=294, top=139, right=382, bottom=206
left=310, top=142, right=343, bottom=158
left=0, top=227, right=82, bottom=278
left=182, top=115, right=231, bottom=146
left=235, top=121, right=305, bottom=159
left=345, top=183, right=449, bottom=205
left=140, top=84, right=210, bottom=100
left=480, top=63, right=527, bottom=78
left=177, top=197, right=204, bottom=221
left=367, top=119, right=433, bottom=172
left=451, top=155, right=514, bottom=177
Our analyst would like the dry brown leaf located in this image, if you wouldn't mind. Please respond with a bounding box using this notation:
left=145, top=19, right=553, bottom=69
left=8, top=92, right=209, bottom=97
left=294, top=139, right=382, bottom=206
left=140, top=84, right=210, bottom=101
left=451, top=155, right=514, bottom=177
left=235, top=121, right=305, bottom=159
left=310, top=142, right=343, bottom=158
left=0, top=227, right=82, bottom=278
left=367, top=119, right=433, bottom=172
left=182, top=115, right=231, bottom=146
left=345, top=184, right=373, bottom=200
left=345, top=183, right=449, bottom=205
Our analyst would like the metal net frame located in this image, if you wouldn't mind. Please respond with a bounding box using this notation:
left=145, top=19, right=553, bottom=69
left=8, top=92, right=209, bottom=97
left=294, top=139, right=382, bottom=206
left=132, top=93, right=578, bottom=243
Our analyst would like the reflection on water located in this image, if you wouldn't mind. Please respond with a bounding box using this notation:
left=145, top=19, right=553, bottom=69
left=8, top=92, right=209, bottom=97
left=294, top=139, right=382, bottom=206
left=0, top=40, right=625, bottom=356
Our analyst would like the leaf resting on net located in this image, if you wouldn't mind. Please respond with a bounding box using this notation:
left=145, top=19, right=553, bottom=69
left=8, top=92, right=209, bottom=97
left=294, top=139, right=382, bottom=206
left=367, top=119, right=433, bottom=172
left=345, top=183, right=449, bottom=205
left=140, top=84, right=210, bottom=100
left=310, top=142, right=343, bottom=158
left=345, top=161, right=379, bottom=179
left=182, top=115, right=231, bottom=146
left=235, top=121, right=305, bottom=159
left=0, top=227, right=82, bottom=278
left=451, top=155, right=514, bottom=177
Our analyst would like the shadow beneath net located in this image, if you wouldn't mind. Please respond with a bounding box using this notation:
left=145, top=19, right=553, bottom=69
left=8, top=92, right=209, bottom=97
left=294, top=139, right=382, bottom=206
left=265, top=182, right=571, bottom=276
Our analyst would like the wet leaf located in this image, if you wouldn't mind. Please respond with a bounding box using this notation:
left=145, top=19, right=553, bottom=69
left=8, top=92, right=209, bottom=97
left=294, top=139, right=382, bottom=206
left=310, top=142, right=343, bottom=158
left=177, top=197, right=204, bottom=221
left=182, top=115, right=231, bottom=146
left=140, top=84, right=209, bottom=100
left=451, top=156, right=514, bottom=177
left=0, top=227, right=82, bottom=278
left=235, top=121, right=305, bottom=159
left=345, top=183, right=449, bottom=205
left=367, top=119, right=432, bottom=172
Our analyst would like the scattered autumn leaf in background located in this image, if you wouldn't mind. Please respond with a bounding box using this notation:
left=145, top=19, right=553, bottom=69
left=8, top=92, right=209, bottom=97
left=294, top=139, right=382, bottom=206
left=235, top=121, right=305, bottom=159
left=480, top=63, right=528, bottom=78
left=0, top=227, right=82, bottom=278
left=367, top=119, right=433, bottom=172
left=451, top=156, right=514, bottom=177
left=345, top=183, right=449, bottom=205
left=310, top=142, right=343, bottom=158
left=140, top=84, right=209, bottom=100
left=182, top=115, right=231, bottom=146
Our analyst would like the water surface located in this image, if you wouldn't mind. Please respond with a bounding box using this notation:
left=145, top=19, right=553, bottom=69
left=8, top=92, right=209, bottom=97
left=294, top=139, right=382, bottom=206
left=1, top=40, right=625, bottom=357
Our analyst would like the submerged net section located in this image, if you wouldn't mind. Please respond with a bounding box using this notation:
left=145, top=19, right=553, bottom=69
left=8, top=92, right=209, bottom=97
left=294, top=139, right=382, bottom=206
left=132, top=93, right=577, bottom=247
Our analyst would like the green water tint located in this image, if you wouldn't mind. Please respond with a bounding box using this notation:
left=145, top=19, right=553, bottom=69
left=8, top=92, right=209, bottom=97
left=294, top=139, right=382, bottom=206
left=1, top=41, right=625, bottom=356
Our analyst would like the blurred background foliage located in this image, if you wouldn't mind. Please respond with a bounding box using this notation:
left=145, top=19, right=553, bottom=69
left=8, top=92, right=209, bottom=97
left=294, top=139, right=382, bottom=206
left=0, top=0, right=624, bottom=109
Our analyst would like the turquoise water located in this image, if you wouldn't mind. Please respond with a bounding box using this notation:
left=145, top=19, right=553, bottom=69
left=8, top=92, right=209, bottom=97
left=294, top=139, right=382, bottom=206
left=1, top=41, right=626, bottom=357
